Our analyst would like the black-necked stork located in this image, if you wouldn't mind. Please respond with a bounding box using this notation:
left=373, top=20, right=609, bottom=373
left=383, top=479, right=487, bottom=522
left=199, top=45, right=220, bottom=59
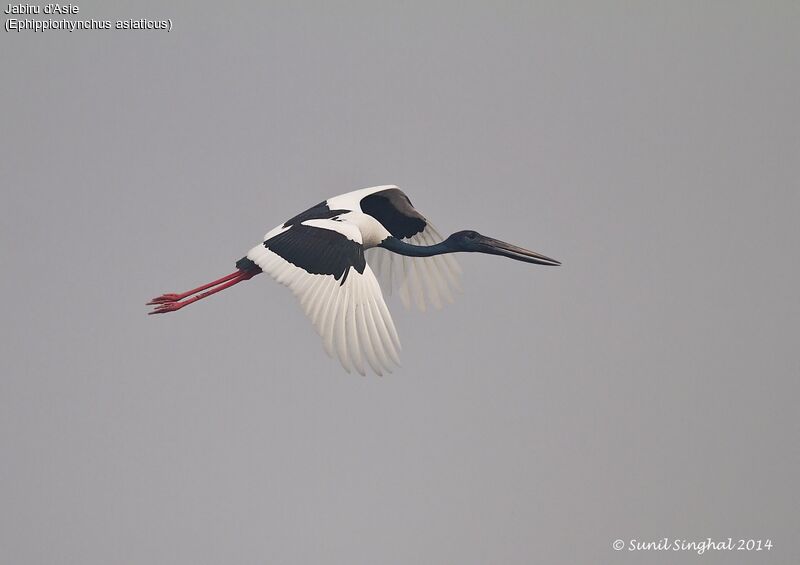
left=148, top=185, right=560, bottom=375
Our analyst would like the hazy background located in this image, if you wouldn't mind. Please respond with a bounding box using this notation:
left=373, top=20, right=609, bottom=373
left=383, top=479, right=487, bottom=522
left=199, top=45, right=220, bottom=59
left=2, top=2, right=798, bottom=564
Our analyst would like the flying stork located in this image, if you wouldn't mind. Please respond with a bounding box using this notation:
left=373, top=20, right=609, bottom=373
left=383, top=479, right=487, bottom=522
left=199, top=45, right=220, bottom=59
left=147, top=185, right=560, bottom=375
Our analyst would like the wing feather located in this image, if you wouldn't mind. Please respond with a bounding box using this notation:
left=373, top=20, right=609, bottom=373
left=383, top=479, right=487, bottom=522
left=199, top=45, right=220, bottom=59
left=247, top=219, right=399, bottom=375
left=355, top=283, right=382, bottom=376
left=366, top=223, right=462, bottom=312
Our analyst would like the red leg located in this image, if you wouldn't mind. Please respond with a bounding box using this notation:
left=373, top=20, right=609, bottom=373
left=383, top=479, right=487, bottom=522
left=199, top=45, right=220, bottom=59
left=147, top=270, right=243, bottom=305
left=147, top=270, right=258, bottom=315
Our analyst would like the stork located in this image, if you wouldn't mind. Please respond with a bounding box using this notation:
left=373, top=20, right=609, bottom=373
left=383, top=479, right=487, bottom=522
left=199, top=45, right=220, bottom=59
left=147, top=185, right=560, bottom=375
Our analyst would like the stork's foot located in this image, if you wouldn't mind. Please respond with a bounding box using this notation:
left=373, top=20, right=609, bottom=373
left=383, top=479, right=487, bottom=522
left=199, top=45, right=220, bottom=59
left=147, top=293, right=183, bottom=305
left=148, top=301, right=186, bottom=315
left=146, top=269, right=260, bottom=316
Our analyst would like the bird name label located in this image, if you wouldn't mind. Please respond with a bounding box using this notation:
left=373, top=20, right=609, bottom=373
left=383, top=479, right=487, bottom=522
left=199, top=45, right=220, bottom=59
left=4, top=3, right=79, bottom=14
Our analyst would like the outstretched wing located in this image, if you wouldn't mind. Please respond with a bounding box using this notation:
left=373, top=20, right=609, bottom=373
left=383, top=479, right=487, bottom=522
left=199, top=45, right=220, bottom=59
left=247, top=218, right=401, bottom=376
left=360, top=188, right=462, bottom=312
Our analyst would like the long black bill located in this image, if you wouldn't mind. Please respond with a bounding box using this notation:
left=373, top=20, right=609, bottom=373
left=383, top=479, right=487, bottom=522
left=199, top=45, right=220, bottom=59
left=478, top=235, right=561, bottom=266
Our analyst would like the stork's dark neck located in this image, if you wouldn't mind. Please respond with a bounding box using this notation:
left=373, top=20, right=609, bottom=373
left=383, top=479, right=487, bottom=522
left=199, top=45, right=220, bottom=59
left=378, top=236, right=455, bottom=257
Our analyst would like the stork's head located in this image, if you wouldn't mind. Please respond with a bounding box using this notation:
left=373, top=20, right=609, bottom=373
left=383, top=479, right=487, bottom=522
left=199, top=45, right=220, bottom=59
left=447, top=230, right=561, bottom=266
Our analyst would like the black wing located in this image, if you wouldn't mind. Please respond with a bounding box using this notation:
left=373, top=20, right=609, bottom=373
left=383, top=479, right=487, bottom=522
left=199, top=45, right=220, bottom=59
left=360, top=188, right=427, bottom=239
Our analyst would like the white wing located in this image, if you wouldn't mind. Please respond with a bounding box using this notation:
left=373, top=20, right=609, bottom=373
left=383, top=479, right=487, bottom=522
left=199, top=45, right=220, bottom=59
left=247, top=220, right=401, bottom=376
left=366, top=223, right=462, bottom=312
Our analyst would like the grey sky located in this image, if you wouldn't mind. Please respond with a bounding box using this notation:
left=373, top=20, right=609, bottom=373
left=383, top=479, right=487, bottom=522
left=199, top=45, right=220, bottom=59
left=2, top=2, right=798, bottom=564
